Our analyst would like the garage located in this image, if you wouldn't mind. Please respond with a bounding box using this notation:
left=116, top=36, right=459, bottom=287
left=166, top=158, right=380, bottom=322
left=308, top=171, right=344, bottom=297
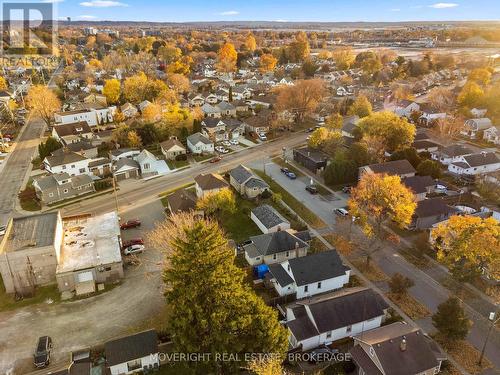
left=75, top=271, right=96, bottom=295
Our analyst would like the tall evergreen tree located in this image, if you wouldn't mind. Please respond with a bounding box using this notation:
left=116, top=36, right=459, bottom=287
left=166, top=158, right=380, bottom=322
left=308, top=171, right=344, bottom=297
left=150, top=214, right=288, bottom=374
left=432, top=297, right=471, bottom=341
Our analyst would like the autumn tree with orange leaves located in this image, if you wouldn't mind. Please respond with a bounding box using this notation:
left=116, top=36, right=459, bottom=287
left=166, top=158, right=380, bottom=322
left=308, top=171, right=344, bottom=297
left=259, top=53, right=278, bottom=73
left=217, top=42, right=238, bottom=73
left=275, top=79, right=325, bottom=123
left=348, top=173, right=416, bottom=265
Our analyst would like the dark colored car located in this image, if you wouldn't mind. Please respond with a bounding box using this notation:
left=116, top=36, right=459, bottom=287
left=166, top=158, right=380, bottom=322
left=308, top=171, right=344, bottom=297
left=280, top=167, right=290, bottom=174
left=342, top=186, right=352, bottom=194
left=305, top=185, right=318, bottom=194
left=120, top=220, right=141, bottom=230
left=34, top=336, right=52, bottom=368
left=122, top=238, right=144, bottom=249
left=210, top=156, right=222, bottom=163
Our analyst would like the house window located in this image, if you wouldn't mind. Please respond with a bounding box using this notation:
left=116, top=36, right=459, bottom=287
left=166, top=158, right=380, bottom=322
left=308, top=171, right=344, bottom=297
left=304, top=285, right=308, bottom=293
left=62, top=165, right=66, bottom=170
left=71, top=165, right=75, bottom=168
left=369, top=347, right=374, bottom=356
left=144, top=163, right=150, bottom=170
left=326, top=332, right=332, bottom=339
left=346, top=325, right=352, bottom=333
left=273, top=254, right=277, bottom=260
left=317, top=282, right=322, bottom=289
left=49, top=192, right=54, bottom=197
left=79, top=168, right=85, bottom=173
left=127, top=359, right=141, bottom=372
left=285, top=251, right=289, bottom=257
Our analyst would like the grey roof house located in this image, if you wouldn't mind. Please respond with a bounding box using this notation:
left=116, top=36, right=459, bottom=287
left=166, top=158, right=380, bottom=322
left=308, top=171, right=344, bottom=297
left=33, top=173, right=95, bottom=205
left=229, top=164, right=269, bottom=199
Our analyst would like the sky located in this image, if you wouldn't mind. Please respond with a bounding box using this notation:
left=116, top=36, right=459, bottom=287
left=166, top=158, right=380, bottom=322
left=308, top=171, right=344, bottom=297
left=9, top=0, right=500, bottom=22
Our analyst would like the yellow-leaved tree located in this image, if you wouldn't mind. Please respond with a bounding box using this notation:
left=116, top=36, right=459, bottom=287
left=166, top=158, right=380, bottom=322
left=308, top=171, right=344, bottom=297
left=216, top=42, right=238, bottom=73
left=102, top=78, right=121, bottom=104
left=26, top=85, right=61, bottom=127
left=259, top=54, right=278, bottom=73
left=432, top=216, right=500, bottom=282
left=196, top=188, right=236, bottom=216
left=349, top=173, right=416, bottom=264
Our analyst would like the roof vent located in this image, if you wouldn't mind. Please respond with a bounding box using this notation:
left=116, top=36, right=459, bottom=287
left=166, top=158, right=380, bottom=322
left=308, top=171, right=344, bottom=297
left=400, top=338, right=407, bottom=352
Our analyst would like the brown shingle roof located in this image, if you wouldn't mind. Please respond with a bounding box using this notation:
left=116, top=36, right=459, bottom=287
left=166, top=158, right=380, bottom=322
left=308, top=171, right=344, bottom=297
left=194, top=173, right=228, bottom=191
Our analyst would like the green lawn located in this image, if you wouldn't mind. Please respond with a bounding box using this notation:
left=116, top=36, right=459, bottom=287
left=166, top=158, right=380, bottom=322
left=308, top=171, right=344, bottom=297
left=0, top=277, right=60, bottom=312
left=166, top=159, right=190, bottom=170
left=216, top=195, right=261, bottom=243
left=19, top=179, right=41, bottom=211
left=193, top=154, right=213, bottom=162
left=253, top=170, right=327, bottom=229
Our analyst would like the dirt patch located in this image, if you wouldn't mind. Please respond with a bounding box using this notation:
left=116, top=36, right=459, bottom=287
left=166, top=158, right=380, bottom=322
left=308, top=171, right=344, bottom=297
left=387, top=292, right=431, bottom=320
left=351, top=258, right=389, bottom=282
left=435, top=336, right=493, bottom=375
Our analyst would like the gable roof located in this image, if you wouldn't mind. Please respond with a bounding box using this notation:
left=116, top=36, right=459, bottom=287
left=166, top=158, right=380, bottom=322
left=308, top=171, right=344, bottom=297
left=229, top=164, right=253, bottom=184
left=463, top=152, right=500, bottom=168
left=365, top=159, right=416, bottom=176
left=167, top=188, right=197, bottom=213
left=105, top=330, right=158, bottom=367
left=251, top=205, right=290, bottom=230
left=194, top=173, right=228, bottom=191
left=287, top=250, right=350, bottom=286
left=45, top=151, right=87, bottom=167
left=403, top=175, right=435, bottom=194
left=187, top=132, right=213, bottom=146
left=414, top=198, right=457, bottom=218
left=439, top=144, right=474, bottom=158
left=53, top=121, right=92, bottom=137
left=245, top=231, right=308, bottom=257
left=160, top=138, right=185, bottom=152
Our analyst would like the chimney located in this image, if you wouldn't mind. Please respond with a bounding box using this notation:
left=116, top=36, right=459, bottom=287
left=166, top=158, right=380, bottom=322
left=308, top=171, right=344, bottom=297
left=295, top=241, right=300, bottom=258
left=400, top=337, right=407, bottom=352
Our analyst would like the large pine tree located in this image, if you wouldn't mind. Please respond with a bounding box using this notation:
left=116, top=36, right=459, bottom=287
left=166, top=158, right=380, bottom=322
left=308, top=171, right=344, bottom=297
left=150, top=214, right=288, bottom=373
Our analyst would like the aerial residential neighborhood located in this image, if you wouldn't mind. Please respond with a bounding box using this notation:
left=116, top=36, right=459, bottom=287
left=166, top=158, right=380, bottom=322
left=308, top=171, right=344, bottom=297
left=0, top=2, right=499, bottom=375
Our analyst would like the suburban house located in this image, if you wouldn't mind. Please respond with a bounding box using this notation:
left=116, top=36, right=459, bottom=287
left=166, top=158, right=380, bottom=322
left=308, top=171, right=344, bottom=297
left=229, top=164, right=269, bottom=199
left=33, top=173, right=95, bottom=205
left=419, top=107, right=447, bottom=126
left=120, top=102, right=138, bottom=118
left=403, top=175, right=435, bottom=201
left=251, top=205, right=290, bottom=234
left=201, top=118, right=246, bottom=142
left=112, top=158, right=140, bottom=181
left=393, top=100, right=420, bottom=118
left=160, top=138, right=186, bottom=160
left=165, top=188, right=201, bottom=215
left=462, top=118, right=493, bottom=139
left=483, top=126, right=500, bottom=145
left=285, top=288, right=389, bottom=351
left=293, top=147, right=329, bottom=174
left=341, top=115, right=360, bottom=138
left=187, top=132, right=214, bottom=155
left=194, top=173, right=229, bottom=198
left=243, top=230, right=309, bottom=266
left=412, top=139, right=440, bottom=153
left=411, top=198, right=458, bottom=230
left=448, top=152, right=500, bottom=176
left=134, top=150, right=170, bottom=178
left=201, top=103, right=222, bottom=118
left=52, top=121, right=94, bottom=145
left=105, top=330, right=159, bottom=375
left=267, top=250, right=350, bottom=299
left=188, top=94, right=205, bottom=107
left=244, top=110, right=274, bottom=135
left=359, top=159, right=416, bottom=179
left=109, top=148, right=141, bottom=161
left=350, top=322, right=446, bottom=375
left=54, top=105, right=116, bottom=127
left=43, top=151, right=90, bottom=177
left=431, top=145, right=474, bottom=165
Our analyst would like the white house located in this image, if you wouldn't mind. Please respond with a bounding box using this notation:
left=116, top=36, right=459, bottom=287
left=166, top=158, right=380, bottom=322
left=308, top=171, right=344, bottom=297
left=394, top=100, right=420, bottom=118
left=109, top=148, right=141, bottom=161
left=448, top=152, right=500, bottom=176
left=483, top=126, right=500, bottom=145
left=105, top=330, right=159, bottom=375
left=251, top=205, right=290, bottom=233
left=134, top=149, right=170, bottom=178
left=462, top=118, right=493, bottom=139
left=285, top=288, right=389, bottom=351
left=187, top=132, right=214, bottom=154
left=54, top=106, right=116, bottom=127
left=431, top=144, right=474, bottom=165
left=43, top=151, right=90, bottom=176
left=267, top=250, right=350, bottom=299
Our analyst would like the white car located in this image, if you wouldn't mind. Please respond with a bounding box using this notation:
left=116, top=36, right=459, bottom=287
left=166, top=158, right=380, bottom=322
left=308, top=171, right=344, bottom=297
left=123, top=244, right=145, bottom=255
left=230, top=139, right=239, bottom=145
left=334, top=208, right=349, bottom=217
left=0, top=226, right=6, bottom=236
left=222, top=141, right=231, bottom=147
left=258, top=133, right=267, bottom=141
left=215, top=146, right=225, bottom=153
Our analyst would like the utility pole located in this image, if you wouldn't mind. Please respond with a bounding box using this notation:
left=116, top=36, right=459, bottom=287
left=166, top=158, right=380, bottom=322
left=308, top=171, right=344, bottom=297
left=112, top=176, right=119, bottom=215
left=478, top=306, right=499, bottom=366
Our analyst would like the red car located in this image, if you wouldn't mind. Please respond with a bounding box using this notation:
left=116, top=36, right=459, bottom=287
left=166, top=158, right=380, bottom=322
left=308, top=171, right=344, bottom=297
left=121, top=238, right=144, bottom=249
left=210, top=156, right=222, bottom=163
left=120, top=220, right=141, bottom=230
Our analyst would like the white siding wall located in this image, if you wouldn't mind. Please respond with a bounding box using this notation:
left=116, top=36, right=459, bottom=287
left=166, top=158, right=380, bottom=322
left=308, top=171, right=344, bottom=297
left=296, top=272, right=350, bottom=299
left=109, top=354, right=159, bottom=375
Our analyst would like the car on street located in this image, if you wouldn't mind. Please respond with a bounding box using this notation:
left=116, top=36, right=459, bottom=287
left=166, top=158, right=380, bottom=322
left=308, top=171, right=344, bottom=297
left=230, top=139, right=239, bottom=145
left=210, top=156, right=222, bottom=163
left=305, top=185, right=318, bottom=194
left=34, top=336, right=52, bottom=368
left=285, top=171, right=296, bottom=179
left=258, top=133, right=267, bottom=141
left=215, top=146, right=229, bottom=154
left=120, top=219, right=141, bottom=230
left=334, top=208, right=349, bottom=216
left=342, top=186, right=352, bottom=194
left=122, top=238, right=144, bottom=249
left=308, top=346, right=339, bottom=363
left=123, top=244, right=145, bottom=255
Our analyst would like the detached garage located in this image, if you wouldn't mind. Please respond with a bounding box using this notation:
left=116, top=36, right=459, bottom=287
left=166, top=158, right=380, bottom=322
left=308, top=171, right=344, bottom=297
left=251, top=205, right=290, bottom=234
left=113, top=158, right=140, bottom=181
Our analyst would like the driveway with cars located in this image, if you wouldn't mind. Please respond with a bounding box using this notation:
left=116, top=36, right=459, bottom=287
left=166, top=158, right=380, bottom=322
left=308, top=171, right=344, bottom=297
left=254, top=161, right=348, bottom=227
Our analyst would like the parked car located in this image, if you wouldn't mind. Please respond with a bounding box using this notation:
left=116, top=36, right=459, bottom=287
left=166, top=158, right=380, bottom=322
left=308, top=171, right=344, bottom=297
left=334, top=208, right=349, bottom=216
left=122, top=238, right=144, bottom=249
left=120, top=219, right=141, bottom=230
left=222, top=140, right=231, bottom=147
left=123, top=244, right=145, bottom=255
left=210, top=156, right=222, bottom=163
left=305, top=185, right=318, bottom=194
left=258, top=133, right=267, bottom=141
left=280, top=167, right=290, bottom=174
left=285, top=171, right=296, bottom=179
left=0, top=226, right=6, bottom=236
left=34, top=336, right=52, bottom=368
left=230, top=139, right=239, bottom=145
left=308, top=346, right=339, bottom=364
left=342, top=186, right=352, bottom=194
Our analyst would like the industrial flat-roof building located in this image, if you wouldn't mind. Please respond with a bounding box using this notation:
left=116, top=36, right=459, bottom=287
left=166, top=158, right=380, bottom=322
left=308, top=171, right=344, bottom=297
left=0, top=211, right=123, bottom=296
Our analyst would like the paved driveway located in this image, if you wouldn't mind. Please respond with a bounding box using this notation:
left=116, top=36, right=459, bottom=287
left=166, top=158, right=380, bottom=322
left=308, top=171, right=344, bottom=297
left=0, top=200, right=167, bottom=374
left=255, top=161, right=347, bottom=227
